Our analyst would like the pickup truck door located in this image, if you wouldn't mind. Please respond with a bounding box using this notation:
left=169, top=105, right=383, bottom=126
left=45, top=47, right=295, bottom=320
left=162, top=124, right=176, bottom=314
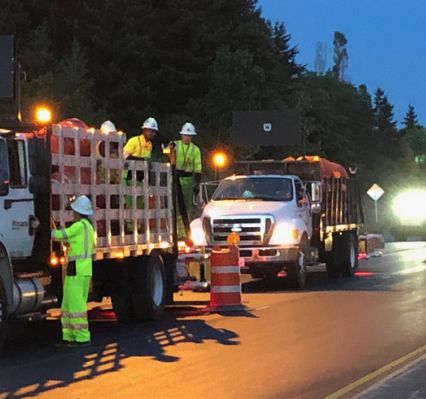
left=295, top=179, right=312, bottom=235
left=0, top=137, right=35, bottom=259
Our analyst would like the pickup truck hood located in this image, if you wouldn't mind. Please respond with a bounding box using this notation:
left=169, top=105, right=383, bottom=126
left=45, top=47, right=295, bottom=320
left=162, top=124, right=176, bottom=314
left=203, top=200, right=292, bottom=218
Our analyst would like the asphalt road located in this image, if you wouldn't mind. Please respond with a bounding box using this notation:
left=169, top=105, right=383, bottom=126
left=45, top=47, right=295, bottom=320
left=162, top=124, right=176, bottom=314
left=2, top=242, right=426, bottom=399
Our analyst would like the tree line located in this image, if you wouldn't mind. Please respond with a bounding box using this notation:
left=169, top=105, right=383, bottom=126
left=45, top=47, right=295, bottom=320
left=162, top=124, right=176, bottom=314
left=0, top=0, right=424, bottom=223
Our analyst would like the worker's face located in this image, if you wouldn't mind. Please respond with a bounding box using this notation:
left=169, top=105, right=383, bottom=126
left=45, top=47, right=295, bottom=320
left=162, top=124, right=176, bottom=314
left=181, top=134, right=192, bottom=144
left=142, top=128, right=157, bottom=141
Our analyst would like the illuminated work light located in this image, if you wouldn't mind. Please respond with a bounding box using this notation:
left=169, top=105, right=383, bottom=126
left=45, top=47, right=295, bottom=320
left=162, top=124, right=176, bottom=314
left=35, top=106, right=52, bottom=124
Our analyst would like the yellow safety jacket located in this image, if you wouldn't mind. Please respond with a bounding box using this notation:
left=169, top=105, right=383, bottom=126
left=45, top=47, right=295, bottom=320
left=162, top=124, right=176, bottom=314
left=124, top=134, right=152, bottom=159
left=174, top=141, right=202, bottom=173
left=52, top=219, right=94, bottom=276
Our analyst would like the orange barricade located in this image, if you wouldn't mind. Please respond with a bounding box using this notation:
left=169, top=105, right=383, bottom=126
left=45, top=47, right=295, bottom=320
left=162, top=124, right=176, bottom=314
left=209, top=245, right=244, bottom=312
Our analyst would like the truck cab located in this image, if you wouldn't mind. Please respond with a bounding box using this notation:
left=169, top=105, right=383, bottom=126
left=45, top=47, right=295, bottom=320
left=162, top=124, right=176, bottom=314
left=191, top=174, right=316, bottom=287
left=0, top=132, right=36, bottom=260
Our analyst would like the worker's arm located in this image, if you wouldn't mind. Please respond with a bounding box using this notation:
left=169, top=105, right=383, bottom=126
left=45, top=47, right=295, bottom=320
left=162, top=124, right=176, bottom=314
left=123, top=137, right=136, bottom=159
left=51, top=221, right=82, bottom=241
left=193, top=146, right=202, bottom=174
left=193, top=146, right=202, bottom=194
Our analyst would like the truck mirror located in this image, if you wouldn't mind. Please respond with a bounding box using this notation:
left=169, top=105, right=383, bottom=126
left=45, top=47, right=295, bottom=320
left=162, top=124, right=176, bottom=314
left=311, top=203, right=321, bottom=214
left=193, top=189, right=206, bottom=209
left=0, top=179, right=9, bottom=196
left=311, top=182, right=322, bottom=203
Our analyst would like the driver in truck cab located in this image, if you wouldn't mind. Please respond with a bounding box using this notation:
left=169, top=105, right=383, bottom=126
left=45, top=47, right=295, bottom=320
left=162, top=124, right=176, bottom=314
left=51, top=195, right=94, bottom=347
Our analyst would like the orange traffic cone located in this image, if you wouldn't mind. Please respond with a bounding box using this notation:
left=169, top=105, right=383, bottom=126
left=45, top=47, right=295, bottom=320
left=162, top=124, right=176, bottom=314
left=209, top=244, right=245, bottom=312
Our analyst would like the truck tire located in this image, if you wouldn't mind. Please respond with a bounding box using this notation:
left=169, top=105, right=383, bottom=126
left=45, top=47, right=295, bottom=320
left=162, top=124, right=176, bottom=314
left=131, top=254, right=166, bottom=321
left=111, top=293, right=136, bottom=323
left=0, top=278, right=8, bottom=350
left=286, top=236, right=308, bottom=289
left=339, top=232, right=358, bottom=277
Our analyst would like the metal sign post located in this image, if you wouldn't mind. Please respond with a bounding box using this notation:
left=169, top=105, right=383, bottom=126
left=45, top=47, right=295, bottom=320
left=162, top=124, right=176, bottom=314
left=367, top=184, right=384, bottom=223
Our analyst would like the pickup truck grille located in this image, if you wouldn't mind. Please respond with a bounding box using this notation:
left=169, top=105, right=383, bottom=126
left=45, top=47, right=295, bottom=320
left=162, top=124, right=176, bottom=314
left=210, top=216, right=273, bottom=246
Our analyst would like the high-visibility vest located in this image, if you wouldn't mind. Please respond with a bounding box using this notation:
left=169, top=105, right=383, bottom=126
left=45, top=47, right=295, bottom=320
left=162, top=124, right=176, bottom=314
left=124, top=134, right=152, bottom=159
left=53, top=219, right=94, bottom=276
left=174, top=140, right=202, bottom=173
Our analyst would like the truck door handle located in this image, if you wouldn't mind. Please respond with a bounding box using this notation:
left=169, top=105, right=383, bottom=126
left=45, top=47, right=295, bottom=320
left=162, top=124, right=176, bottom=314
left=4, top=197, right=33, bottom=210
left=29, top=215, right=40, bottom=236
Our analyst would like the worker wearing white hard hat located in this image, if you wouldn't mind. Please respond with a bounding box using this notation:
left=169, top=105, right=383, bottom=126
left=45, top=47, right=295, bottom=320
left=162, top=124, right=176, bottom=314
left=174, top=122, right=202, bottom=238
left=123, top=117, right=158, bottom=160
left=52, top=195, right=94, bottom=347
left=100, top=120, right=117, bottom=134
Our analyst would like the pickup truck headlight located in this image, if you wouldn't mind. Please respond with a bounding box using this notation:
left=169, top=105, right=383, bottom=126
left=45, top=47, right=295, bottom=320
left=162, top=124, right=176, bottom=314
left=269, top=223, right=299, bottom=245
left=190, top=218, right=207, bottom=246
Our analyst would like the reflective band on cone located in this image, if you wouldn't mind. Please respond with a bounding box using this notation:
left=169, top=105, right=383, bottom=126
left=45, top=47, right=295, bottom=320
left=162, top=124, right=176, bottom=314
left=209, top=245, right=244, bottom=312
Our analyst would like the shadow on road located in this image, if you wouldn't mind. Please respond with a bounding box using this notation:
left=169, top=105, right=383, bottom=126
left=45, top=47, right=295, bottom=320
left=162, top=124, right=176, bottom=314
left=0, top=316, right=239, bottom=398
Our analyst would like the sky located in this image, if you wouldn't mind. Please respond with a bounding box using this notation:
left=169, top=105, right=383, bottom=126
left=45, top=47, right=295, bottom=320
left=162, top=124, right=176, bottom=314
left=258, top=0, right=426, bottom=126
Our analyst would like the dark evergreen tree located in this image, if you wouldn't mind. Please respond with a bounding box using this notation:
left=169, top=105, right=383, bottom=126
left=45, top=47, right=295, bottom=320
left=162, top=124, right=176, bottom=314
left=403, top=104, right=418, bottom=129
left=271, top=21, right=304, bottom=78
left=373, top=88, right=396, bottom=132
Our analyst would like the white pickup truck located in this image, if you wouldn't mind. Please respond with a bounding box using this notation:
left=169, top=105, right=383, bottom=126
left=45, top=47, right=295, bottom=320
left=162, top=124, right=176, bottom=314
left=190, top=157, right=364, bottom=289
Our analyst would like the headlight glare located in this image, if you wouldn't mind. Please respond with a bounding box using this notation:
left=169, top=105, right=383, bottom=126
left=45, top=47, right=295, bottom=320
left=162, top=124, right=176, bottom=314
left=269, top=223, right=299, bottom=245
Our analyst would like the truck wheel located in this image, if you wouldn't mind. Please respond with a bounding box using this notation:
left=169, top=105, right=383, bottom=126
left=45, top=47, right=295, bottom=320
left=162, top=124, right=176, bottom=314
left=111, top=293, right=136, bottom=323
left=286, top=237, right=308, bottom=289
left=340, top=232, right=358, bottom=277
left=0, top=278, right=8, bottom=350
left=131, top=254, right=166, bottom=321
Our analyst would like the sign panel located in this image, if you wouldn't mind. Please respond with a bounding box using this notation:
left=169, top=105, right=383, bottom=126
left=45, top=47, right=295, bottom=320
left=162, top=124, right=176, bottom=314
left=367, top=184, right=384, bottom=201
left=0, top=35, right=15, bottom=98
left=232, top=110, right=301, bottom=146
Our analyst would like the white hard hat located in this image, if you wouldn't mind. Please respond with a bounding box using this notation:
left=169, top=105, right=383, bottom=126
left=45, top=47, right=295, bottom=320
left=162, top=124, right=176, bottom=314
left=100, top=120, right=116, bottom=134
left=71, top=195, right=94, bottom=216
left=179, top=122, right=197, bottom=136
left=141, top=117, right=159, bottom=131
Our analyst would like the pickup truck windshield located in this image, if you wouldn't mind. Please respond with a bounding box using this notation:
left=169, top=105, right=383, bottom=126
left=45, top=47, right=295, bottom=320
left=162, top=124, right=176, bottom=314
left=212, top=177, right=293, bottom=201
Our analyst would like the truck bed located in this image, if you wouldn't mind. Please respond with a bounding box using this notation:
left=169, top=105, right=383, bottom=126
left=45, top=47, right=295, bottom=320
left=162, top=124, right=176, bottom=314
left=50, top=125, right=174, bottom=260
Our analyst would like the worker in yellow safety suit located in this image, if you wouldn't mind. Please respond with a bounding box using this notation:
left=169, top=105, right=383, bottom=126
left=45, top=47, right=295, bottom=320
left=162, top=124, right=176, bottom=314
left=123, top=117, right=158, bottom=160
left=52, top=195, right=94, bottom=346
left=174, top=122, right=202, bottom=238
left=123, top=117, right=159, bottom=231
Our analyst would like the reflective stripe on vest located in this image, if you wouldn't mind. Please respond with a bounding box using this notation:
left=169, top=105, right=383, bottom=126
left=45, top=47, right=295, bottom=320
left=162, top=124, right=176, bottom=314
left=61, top=228, right=68, bottom=241
left=138, top=136, right=151, bottom=158
left=175, top=141, right=196, bottom=172
left=68, top=219, right=91, bottom=261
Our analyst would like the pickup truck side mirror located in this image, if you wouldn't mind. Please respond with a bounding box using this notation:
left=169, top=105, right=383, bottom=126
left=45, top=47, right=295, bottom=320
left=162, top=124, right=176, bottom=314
left=0, top=179, right=9, bottom=196
left=311, top=203, right=321, bottom=214
left=311, top=181, right=322, bottom=204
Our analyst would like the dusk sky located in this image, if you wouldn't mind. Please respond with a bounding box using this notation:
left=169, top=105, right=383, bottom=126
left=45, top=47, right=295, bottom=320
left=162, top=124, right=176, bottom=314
left=258, top=0, right=426, bottom=126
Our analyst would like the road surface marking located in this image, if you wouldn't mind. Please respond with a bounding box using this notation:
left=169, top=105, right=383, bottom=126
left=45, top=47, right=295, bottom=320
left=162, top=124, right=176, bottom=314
left=324, top=343, right=426, bottom=399
left=352, top=352, right=426, bottom=398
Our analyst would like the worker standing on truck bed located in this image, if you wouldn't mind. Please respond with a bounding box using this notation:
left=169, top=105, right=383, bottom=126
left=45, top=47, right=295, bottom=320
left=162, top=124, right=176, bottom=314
left=123, top=117, right=158, bottom=160
left=52, top=195, right=94, bottom=347
left=174, top=122, right=202, bottom=238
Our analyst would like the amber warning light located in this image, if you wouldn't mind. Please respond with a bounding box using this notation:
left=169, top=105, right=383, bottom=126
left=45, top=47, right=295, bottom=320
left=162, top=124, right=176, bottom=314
left=35, top=106, right=52, bottom=124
